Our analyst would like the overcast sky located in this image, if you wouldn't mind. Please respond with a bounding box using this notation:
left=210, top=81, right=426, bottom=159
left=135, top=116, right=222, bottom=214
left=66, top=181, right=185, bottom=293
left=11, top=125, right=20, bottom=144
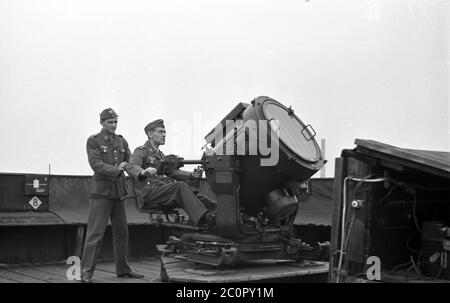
left=0, top=0, right=448, bottom=177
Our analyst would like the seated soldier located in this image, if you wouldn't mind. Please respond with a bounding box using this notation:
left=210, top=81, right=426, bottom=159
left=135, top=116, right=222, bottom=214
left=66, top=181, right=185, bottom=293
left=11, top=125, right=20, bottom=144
left=127, top=119, right=216, bottom=227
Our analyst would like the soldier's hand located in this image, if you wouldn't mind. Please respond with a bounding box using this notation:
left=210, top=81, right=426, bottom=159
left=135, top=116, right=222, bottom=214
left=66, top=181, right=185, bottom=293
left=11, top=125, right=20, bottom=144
left=142, top=167, right=157, bottom=176
left=119, top=162, right=128, bottom=171
left=191, top=167, right=203, bottom=179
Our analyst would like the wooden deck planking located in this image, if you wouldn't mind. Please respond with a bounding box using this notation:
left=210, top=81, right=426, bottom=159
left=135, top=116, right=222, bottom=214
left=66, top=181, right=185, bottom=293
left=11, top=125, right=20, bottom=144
left=95, top=262, right=159, bottom=282
left=29, top=264, right=92, bottom=281
left=89, top=268, right=140, bottom=283
left=20, top=263, right=113, bottom=283
left=160, top=256, right=329, bottom=283
left=130, top=257, right=162, bottom=266
left=6, top=266, right=74, bottom=283
left=0, top=269, right=49, bottom=283
left=0, top=275, right=17, bottom=283
left=0, top=257, right=162, bottom=283
left=128, top=260, right=161, bottom=273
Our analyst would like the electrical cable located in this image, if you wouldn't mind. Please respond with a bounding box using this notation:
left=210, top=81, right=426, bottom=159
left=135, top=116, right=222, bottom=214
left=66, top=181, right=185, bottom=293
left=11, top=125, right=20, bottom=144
left=336, top=175, right=446, bottom=282
left=342, top=211, right=356, bottom=273
left=379, top=185, right=398, bottom=204
left=336, top=175, right=388, bottom=282
left=406, top=233, right=420, bottom=254
left=409, top=189, right=422, bottom=233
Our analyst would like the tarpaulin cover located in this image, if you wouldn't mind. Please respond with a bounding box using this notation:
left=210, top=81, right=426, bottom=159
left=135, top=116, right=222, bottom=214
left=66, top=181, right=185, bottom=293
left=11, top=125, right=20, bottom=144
left=1, top=173, right=333, bottom=226
left=294, top=178, right=334, bottom=226
left=48, top=176, right=150, bottom=225
left=0, top=212, right=65, bottom=226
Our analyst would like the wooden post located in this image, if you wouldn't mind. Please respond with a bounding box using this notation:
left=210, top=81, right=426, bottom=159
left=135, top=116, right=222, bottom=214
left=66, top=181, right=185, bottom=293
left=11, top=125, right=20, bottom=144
left=329, top=157, right=344, bottom=282
left=336, top=156, right=371, bottom=282
left=320, top=139, right=326, bottom=178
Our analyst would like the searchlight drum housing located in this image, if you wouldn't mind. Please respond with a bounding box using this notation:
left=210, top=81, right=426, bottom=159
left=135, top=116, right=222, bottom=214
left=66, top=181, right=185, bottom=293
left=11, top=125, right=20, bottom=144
left=252, top=96, right=324, bottom=174
left=204, top=96, right=326, bottom=218
left=170, top=96, right=327, bottom=266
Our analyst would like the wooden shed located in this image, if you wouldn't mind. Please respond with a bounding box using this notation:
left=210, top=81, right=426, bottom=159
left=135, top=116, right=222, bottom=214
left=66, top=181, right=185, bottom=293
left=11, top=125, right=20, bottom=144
left=329, top=139, right=450, bottom=283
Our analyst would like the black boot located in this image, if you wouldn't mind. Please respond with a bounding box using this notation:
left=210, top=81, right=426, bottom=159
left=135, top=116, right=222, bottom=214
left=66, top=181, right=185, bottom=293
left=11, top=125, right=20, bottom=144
left=199, top=211, right=216, bottom=227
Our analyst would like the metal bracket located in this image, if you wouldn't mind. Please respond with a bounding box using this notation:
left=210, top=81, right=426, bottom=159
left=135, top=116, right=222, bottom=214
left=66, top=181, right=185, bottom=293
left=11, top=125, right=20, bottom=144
left=287, top=105, right=294, bottom=116
left=301, top=124, right=316, bottom=141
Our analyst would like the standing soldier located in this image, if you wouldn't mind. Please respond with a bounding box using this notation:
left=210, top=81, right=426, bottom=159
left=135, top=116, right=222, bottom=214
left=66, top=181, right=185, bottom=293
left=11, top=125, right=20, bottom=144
left=80, top=108, right=144, bottom=283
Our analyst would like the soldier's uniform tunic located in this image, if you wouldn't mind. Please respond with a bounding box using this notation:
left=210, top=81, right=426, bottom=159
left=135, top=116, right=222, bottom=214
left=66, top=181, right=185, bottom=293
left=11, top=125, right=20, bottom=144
left=127, top=140, right=209, bottom=225
left=81, top=128, right=133, bottom=277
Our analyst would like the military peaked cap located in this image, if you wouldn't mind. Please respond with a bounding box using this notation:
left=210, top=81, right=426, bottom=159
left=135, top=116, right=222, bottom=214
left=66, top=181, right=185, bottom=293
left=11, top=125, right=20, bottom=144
left=100, top=108, right=118, bottom=121
left=144, top=119, right=165, bottom=134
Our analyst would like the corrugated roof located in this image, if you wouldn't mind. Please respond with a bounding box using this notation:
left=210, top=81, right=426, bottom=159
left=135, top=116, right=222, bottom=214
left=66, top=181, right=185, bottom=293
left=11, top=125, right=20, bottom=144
left=354, top=139, right=450, bottom=178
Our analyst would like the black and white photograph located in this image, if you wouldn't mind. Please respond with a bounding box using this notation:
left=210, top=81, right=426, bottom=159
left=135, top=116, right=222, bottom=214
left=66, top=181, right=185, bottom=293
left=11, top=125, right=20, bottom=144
left=0, top=0, right=448, bottom=294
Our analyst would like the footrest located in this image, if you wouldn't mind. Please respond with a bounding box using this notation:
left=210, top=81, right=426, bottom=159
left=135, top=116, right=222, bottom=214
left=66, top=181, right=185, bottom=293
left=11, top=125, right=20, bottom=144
left=147, top=209, right=189, bottom=226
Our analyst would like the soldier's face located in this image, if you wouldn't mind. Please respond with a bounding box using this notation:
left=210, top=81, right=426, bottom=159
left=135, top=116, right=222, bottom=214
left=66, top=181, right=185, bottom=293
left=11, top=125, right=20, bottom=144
left=100, top=118, right=118, bottom=134
left=149, top=127, right=166, bottom=145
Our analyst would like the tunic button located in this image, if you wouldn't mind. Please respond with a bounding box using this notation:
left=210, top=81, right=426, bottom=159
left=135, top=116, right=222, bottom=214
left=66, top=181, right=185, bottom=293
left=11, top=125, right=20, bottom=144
left=114, top=164, right=118, bottom=166
left=114, top=150, right=117, bottom=153
left=147, top=182, right=150, bottom=185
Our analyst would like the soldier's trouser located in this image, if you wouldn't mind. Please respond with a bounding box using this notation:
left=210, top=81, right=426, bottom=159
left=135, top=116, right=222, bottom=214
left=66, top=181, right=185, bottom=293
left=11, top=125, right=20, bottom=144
left=81, top=198, right=132, bottom=277
left=144, top=182, right=209, bottom=225
left=196, top=194, right=217, bottom=212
